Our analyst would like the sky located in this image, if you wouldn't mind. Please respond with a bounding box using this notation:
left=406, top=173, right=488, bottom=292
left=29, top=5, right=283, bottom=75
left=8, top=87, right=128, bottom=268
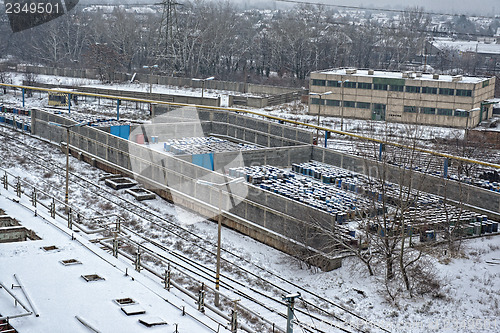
left=232, top=0, right=500, bottom=16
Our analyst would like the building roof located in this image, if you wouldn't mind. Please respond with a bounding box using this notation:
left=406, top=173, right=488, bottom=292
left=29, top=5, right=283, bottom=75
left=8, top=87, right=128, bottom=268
left=0, top=195, right=215, bottom=333
left=312, top=68, right=490, bottom=84
left=430, top=38, right=500, bottom=55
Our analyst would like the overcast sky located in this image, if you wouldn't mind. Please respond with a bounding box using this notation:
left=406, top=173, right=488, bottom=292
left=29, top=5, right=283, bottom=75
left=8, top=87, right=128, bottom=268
left=330, top=0, right=499, bottom=15
left=234, top=0, right=500, bottom=16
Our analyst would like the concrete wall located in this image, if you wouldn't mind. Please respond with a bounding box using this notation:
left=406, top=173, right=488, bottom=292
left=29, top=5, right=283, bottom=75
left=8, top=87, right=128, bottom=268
left=31, top=109, right=340, bottom=270
left=149, top=107, right=314, bottom=147
left=311, top=146, right=500, bottom=220
left=20, top=65, right=302, bottom=98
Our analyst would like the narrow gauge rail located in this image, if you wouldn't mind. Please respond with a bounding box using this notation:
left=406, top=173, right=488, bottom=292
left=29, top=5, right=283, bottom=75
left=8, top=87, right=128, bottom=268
left=0, top=124, right=390, bottom=333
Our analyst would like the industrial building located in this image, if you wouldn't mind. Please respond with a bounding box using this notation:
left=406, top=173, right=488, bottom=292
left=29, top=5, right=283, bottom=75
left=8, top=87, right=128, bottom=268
left=309, top=68, right=496, bottom=128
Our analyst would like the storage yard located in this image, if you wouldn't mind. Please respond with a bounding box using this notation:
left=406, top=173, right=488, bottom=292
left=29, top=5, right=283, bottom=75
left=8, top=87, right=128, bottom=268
left=1, top=83, right=500, bottom=333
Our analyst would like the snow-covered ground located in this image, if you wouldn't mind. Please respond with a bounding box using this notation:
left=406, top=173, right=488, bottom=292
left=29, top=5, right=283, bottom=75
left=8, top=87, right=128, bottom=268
left=1, top=77, right=500, bottom=332
left=0, top=194, right=219, bottom=333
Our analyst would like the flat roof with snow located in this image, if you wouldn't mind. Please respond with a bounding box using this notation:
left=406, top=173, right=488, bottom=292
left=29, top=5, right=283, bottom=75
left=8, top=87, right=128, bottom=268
left=0, top=195, right=215, bottom=333
left=313, top=68, right=490, bottom=84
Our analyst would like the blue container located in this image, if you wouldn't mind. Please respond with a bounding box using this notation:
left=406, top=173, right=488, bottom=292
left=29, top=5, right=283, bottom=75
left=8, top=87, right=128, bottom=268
left=492, top=222, right=498, bottom=233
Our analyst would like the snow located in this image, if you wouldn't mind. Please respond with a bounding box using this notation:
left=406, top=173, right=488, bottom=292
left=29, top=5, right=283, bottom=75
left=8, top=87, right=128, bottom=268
left=1, top=78, right=500, bottom=332
left=0, top=195, right=216, bottom=333
left=317, top=68, right=488, bottom=83
left=431, top=38, right=500, bottom=56
left=7, top=71, right=261, bottom=99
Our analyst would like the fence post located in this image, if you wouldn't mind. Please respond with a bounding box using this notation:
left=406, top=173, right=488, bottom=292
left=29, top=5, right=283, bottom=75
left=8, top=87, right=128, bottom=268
left=31, top=188, right=37, bottom=207
left=164, top=264, right=171, bottom=291
left=443, top=158, right=449, bottom=178
left=135, top=246, right=141, bottom=272
left=230, top=310, right=238, bottom=333
left=197, top=283, right=205, bottom=313
left=112, top=232, right=118, bottom=258
left=67, top=208, right=72, bottom=229
left=3, top=171, right=8, bottom=190
left=16, top=176, right=21, bottom=197
left=50, top=198, right=55, bottom=219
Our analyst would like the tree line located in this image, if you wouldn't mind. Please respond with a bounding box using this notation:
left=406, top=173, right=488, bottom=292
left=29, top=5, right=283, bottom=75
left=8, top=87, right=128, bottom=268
left=0, top=1, right=499, bottom=86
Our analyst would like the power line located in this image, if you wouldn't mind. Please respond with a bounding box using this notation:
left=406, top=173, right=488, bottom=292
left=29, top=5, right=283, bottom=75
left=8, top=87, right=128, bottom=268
left=275, top=0, right=500, bottom=20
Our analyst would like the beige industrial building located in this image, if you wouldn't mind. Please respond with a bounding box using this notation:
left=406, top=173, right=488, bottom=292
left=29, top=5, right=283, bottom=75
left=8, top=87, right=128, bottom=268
left=309, top=68, right=496, bottom=128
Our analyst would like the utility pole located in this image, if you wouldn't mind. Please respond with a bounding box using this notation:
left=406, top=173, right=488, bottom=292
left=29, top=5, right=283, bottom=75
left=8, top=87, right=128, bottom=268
left=282, top=293, right=301, bottom=333
left=196, top=177, right=244, bottom=307
left=309, top=91, right=332, bottom=144
left=48, top=122, right=89, bottom=214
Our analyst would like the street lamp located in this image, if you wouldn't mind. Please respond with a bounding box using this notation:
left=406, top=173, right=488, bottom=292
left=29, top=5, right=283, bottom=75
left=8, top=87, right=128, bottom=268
left=309, top=91, right=332, bottom=145
left=196, top=176, right=244, bottom=306
left=142, top=65, right=159, bottom=96
left=193, top=76, right=215, bottom=104
left=339, top=79, right=349, bottom=132
left=49, top=122, right=89, bottom=214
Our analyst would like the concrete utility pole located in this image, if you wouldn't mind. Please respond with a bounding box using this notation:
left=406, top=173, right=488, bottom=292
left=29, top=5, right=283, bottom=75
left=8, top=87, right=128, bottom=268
left=282, top=292, right=301, bottom=333
left=48, top=122, right=89, bottom=214
left=339, top=79, right=349, bottom=131
left=309, top=91, right=332, bottom=144
left=196, top=177, right=244, bottom=307
left=193, top=76, right=215, bottom=105
left=143, top=65, right=159, bottom=97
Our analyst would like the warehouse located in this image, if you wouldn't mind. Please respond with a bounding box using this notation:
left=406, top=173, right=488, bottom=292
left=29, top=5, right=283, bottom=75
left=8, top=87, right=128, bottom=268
left=309, top=68, right=496, bottom=128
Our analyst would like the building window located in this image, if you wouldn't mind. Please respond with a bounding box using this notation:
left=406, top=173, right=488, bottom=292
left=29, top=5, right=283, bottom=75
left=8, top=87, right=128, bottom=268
left=437, top=108, right=453, bottom=116
left=421, top=107, right=436, bottom=114
left=344, top=81, right=357, bottom=88
left=482, top=80, right=489, bottom=88
left=439, top=88, right=455, bottom=95
left=326, top=100, right=340, bottom=106
left=311, top=98, right=324, bottom=105
left=405, top=86, right=420, bottom=93
left=456, top=89, right=472, bottom=97
left=357, top=102, right=371, bottom=109
left=389, top=85, right=404, bottom=92
left=454, top=110, right=469, bottom=117
left=373, top=84, right=388, bottom=90
left=422, top=87, right=437, bottom=94
left=327, top=80, right=341, bottom=87
left=344, top=101, right=356, bottom=108
left=404, top=106, right=418, bottom=113
left=358, top=82, right=372, bottom=89
left=312, top=79, right=326, bottom=86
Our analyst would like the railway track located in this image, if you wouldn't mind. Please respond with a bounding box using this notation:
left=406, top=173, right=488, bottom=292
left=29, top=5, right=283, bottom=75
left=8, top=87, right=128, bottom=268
left=0, top=124, right=390, bottom=333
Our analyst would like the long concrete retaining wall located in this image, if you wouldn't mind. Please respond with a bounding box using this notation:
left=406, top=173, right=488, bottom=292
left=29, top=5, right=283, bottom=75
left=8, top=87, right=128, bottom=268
left=18, top=65, right=303, bottom=107
left=148, top=106, right=314, bottom=147
left=31, top=109, right=342, bottom=270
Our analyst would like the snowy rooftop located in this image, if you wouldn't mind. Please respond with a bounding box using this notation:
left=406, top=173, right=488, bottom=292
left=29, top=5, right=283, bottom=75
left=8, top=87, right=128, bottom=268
left=314, top=68, right=489, bottom=84
left=431, top=38, right=500, bottom=55
left=0, top=195, right=214, bottom=333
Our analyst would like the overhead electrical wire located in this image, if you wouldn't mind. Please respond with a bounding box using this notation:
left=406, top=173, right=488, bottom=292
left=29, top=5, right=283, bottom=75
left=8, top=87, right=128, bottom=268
left=275, top=0, right=500, bottom=20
